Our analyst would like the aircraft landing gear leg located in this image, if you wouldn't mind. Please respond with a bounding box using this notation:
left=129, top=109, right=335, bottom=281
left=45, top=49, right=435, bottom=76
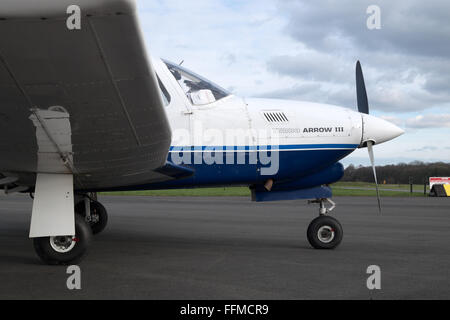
left=306, top=198, right=343, bottom=249
left=75, top=193, right=108, bottom=235
left=33, top=214, right=92, bottom=265
left=30, top=173, right=92, bottom=265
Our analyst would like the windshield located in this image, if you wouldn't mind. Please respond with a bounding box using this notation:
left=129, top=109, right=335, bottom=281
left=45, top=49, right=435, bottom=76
left=163, top=59, right=230, bottom=105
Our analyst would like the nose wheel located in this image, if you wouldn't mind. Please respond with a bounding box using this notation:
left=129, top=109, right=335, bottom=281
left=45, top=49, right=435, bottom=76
left=307, top=215, right=343, bottom=249
left=307, top=198, right=343, bottom=249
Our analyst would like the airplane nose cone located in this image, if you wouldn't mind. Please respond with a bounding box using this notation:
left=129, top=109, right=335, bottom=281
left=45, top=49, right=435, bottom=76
left=361, top=114, right=404, bottom=146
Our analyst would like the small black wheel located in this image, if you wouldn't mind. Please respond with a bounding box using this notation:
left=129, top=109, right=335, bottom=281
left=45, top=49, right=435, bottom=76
left=33, top=214, right=92, bottom=265
left=75, top=200, right=108, bottom=235
left=307, top=216, right=343, bottom=249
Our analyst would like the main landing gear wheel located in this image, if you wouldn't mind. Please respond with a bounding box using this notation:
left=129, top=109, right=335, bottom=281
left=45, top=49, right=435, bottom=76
left=75, top=200, right=108, bottom=235
left=307, top=215, right=343, bottom=249
left=33, top=214, right=92, bottom=265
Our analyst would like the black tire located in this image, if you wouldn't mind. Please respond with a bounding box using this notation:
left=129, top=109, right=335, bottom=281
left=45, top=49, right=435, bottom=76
left=307, top=216, right=343, bottom=249
left=75, top=200, right=108, bottom=235
left=33, top=214, right=92, bottom=265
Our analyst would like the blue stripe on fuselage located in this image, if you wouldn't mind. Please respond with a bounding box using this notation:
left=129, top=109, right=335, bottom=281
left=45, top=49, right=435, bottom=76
left=107, top=146, right=356, bottom=191
left=169, top=144, right=358, bottom=152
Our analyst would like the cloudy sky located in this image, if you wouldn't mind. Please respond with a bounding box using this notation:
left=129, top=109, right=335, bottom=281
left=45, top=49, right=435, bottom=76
left=136, top=0, right=450, bottom=166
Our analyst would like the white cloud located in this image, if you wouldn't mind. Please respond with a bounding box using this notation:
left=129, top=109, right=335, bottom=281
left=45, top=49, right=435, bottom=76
left=405, top=114, right=450, bottom=129
left=380, top=116, right=404, bottom=127
left=264, top=0, right=450, bottom=113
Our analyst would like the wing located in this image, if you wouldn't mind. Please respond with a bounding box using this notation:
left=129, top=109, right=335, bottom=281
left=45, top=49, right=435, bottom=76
left=0, top=0, right=172, bottom=189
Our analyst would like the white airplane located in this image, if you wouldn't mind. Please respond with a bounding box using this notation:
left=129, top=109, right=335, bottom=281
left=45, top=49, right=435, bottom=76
left=0, top=0, right=403, bottom=265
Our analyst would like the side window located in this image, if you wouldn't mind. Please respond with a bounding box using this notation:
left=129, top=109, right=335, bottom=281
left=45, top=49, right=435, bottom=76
left=157, top=75, right=171, bottom=106
left=163, top=60, right=230, bottom=105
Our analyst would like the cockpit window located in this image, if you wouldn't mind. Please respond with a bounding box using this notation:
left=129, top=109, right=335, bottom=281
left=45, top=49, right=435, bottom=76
left=163, top=59, right=230, bottom=105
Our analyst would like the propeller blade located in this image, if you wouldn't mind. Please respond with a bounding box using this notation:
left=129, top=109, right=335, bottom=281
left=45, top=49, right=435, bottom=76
left=367, top=141, right=381, bottom=213
left=356, top=61, right=369, bottom=114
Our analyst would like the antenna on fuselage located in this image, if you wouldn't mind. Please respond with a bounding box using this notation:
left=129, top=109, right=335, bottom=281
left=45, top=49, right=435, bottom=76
left=179, top=60, right=184, bottom=66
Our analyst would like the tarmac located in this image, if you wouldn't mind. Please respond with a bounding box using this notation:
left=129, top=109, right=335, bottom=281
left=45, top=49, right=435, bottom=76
left=0, top=194, right=449, bottom=299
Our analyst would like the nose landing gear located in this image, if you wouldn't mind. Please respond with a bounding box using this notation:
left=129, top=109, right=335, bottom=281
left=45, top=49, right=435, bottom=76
left=307, top=198, right=343, bottom=249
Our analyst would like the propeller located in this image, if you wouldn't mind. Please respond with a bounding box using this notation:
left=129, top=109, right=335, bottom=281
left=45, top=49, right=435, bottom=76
left=367, top=141, right=381, bottom=212
left=356, top=61, right=382, bottom=213
left=356, top=61, right=369, bottom=114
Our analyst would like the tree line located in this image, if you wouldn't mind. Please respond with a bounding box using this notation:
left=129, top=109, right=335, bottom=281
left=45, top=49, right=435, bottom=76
left=342, top=162, right=450, bottom=184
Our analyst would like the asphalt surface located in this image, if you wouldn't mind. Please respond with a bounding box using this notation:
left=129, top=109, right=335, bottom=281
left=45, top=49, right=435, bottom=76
left=335, top=186, right=427, bottom=193
left=0, top=194, right=449, bottom=299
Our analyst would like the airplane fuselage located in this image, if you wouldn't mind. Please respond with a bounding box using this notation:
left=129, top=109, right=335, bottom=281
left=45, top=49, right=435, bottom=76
left=107, top=58, right=390, bottom=192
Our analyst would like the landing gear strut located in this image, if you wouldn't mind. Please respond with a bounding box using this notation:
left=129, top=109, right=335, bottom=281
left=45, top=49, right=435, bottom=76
left=307, top=198, right=343, bottom=249
left=29, top=174, right=109, bottom=265
left=33, top=193, right=108, bottom=265
left=75, top=193, right=108, bottom=235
